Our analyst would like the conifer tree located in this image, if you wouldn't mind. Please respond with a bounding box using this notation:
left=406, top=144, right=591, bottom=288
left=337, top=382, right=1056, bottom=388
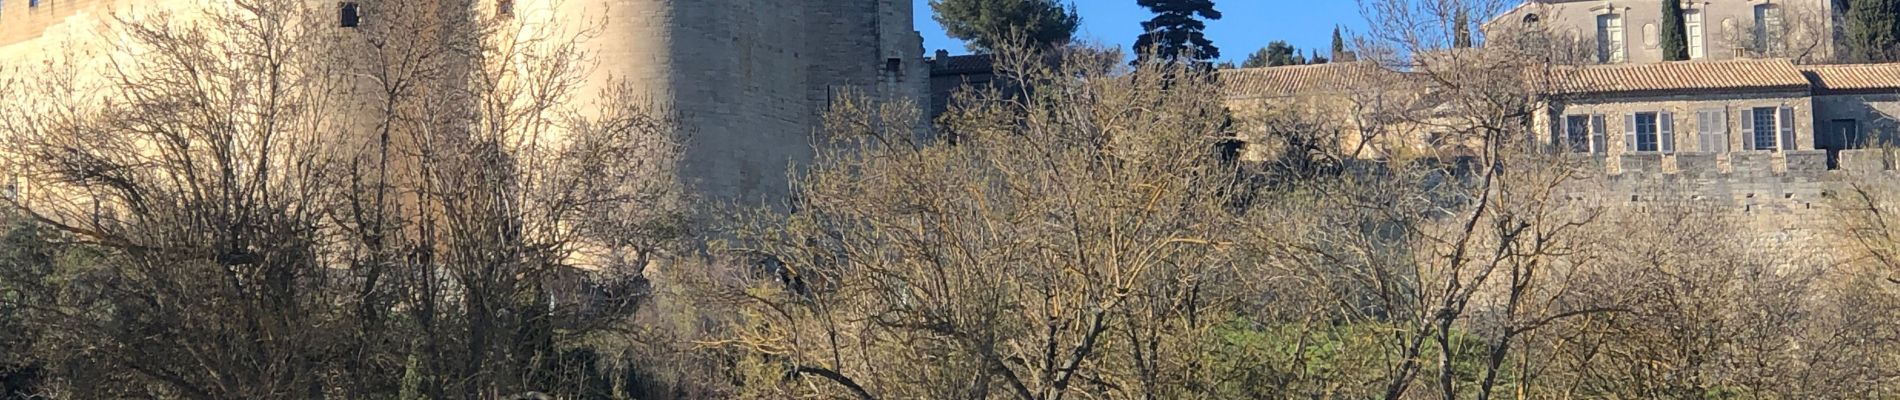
left=1332, top=25, right=1356, bottom=61
left=931, top=0, right=1081, bottom=52
left=1452, top=8, right=1473, bottom=48
left=1311, top=48, right=1330, bottom=64
left=1133, top=0, right=1223, bottom=65
left=1242, top=40, right=1296, bottom=67
left=1660, top=0, right=1690, bottom=60
left=1845, top=0, right=1900, bottom=61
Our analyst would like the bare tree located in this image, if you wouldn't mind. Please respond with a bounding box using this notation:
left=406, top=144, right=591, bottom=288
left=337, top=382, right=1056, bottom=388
left=0, top=0, right=685, bottom=397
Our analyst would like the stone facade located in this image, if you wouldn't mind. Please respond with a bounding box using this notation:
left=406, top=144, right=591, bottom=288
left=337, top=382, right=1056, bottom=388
left=1, top=0, right=932, bottom=205
left=522, top=0, right=929, bottom=204
left=1488, top=0, right=1842, bottom=64
left=1544, top=89, right=1818, bottom=173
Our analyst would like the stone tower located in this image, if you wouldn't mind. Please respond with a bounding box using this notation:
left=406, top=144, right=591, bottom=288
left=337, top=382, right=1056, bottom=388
left=551, top=0, right=929, bottom=205
left=0, top=0, right=929, bottom=207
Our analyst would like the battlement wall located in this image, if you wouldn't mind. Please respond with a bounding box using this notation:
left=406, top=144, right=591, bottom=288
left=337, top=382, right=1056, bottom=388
left=1560, top=149, right=1900, bottom=261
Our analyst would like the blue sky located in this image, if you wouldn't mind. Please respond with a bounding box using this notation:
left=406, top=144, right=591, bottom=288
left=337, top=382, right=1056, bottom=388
left=912, top=0, right=1369, bottom=63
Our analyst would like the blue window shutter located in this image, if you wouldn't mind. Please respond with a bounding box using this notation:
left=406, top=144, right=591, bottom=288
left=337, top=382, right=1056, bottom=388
left=1779, top=106, right=1796, bottom=151
left=1660, top=112, right=1675, bottom=154
left=1625, top=113, right=1638, bottom=153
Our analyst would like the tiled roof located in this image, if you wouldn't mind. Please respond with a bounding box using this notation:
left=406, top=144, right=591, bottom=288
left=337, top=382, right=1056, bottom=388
left=931, top=54, right=995, bottom=75
left=1217, top=62, right=1395, bottom=99
left=1557, top=59, right=1811, bottom=95
left=1799, top=63, right=1900, bottom=93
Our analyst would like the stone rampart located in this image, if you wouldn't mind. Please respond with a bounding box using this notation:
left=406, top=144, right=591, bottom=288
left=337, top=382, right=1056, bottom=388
left=1567, top=149, right=1900, bottom=261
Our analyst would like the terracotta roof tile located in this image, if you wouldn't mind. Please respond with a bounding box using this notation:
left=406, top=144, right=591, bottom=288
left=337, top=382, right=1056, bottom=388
left=1557, top=58, right=1810, bottom=95
left=1799, top=63, right=1900, bottom=93
left=1217, top=62, right=1395, bottom=99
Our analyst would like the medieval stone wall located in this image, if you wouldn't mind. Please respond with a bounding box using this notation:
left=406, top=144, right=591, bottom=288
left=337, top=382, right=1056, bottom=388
left=541, top=0, right=927, bottom=205
left=2, top=0, right=931, bottom=206
left=1563, top=148, right=1896, bottom=262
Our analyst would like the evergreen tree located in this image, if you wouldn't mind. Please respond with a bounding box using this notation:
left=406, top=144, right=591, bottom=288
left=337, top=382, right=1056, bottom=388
left=1660, top=0, right=1689, bottom=60
left=1292, top=52, right=1307, bottom=65
left=1332, top=26, right=1356, bottom=61
left=1452, top=8, right=1473, bottom=48
left=1845, top=0, right=1900, bottom=61
left=930, top=0, right=1081, bottom=52
left=1311, top=48, right=1330, bottom=64
left=1242, top=40, right=1297, bottom=68
left=1133, top=0, right=1224, bottom=65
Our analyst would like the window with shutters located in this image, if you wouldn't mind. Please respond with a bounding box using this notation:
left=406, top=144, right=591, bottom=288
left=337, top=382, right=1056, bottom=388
left=1562, top=114, right=1608, bottom=154
left=1564, top=115, right=1591, bottom=153
left=1598, top=14, right=1626, bottom=63
left=1743, top=106, right=1795, bottom=151
left=1754, top=4, right=1783, bottom=54
left=1696, top=109, right=1728, bottom=152
left=1626, top=112, right=1670, bottom=153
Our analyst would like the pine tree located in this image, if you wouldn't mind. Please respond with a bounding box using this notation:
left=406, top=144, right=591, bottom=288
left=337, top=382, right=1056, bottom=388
left=1660, top=0, right=1689, bottom=60
left=1133, top=0, right=1223, bottom=66
left=1243, top=40, right=1297, bottom=68
left=1452, top=8, right=1473, bottom=48
left=1311, top=48, right=1329, bottom=64
left=1845, top=0, right=1900, bottom=61
left=930, top=0, right=1081, bottom=52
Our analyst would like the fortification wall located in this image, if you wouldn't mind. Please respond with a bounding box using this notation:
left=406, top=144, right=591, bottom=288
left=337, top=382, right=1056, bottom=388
left=551, top=0, right=927, bottom=204
left=1563, top=149, right=1893, bottom=262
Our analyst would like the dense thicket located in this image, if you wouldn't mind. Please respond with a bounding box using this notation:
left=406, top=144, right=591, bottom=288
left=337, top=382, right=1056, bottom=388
left=0, top=1, right=688, bottom=397
left=3, top=0, right=1900, bottom=399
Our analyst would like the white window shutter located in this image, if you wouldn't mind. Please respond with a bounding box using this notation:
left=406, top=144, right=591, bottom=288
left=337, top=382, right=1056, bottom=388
left=1660, top=112, right=1675, bottom=154
left=1591, top=115, right=1608, bottom=154
left=1742, top=110, right=1757, bottom=150
left=1625, top=113, right=1638, bottom=153
left=1711, top=109, right=1729, bottom=152
left=1779, top=106, right=1796, bottom=151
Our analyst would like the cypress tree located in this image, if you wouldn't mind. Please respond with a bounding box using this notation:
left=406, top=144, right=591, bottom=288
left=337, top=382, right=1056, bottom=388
left=1133, top=0, right=1223, bottom=66
left=1452, top=8, right=1473, bottom=48
left=1660, top=0, right=1689, bottom=60
left=1846, top=0, right=1900, bottom=61
left=1332, top=26, right=1355, bottom=61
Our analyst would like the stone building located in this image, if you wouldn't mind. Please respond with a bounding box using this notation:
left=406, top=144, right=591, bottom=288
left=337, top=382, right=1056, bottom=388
left=1487, top=0, right=1844, bottom=64
left=543, top=0, right=928, bottom=203
left=0, top=0, right=931, bottom=206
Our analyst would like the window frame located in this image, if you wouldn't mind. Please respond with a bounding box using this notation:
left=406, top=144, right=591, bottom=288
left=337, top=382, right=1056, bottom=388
left=1754, top=4, right=1783, bottom=54
left=1685, top=9, right=1705, bottom=59
left=1743, top=106, right=1796, bottom=151
left=1598, top=14, right=1626, bottom=63
left=1633, top=112, right=1660, bottom=153
left=1695, top=108, right=1728, bottom=153
left=1560, top=114, right=1610, bottom=154
left=339, top=2, right=361, bottom=28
